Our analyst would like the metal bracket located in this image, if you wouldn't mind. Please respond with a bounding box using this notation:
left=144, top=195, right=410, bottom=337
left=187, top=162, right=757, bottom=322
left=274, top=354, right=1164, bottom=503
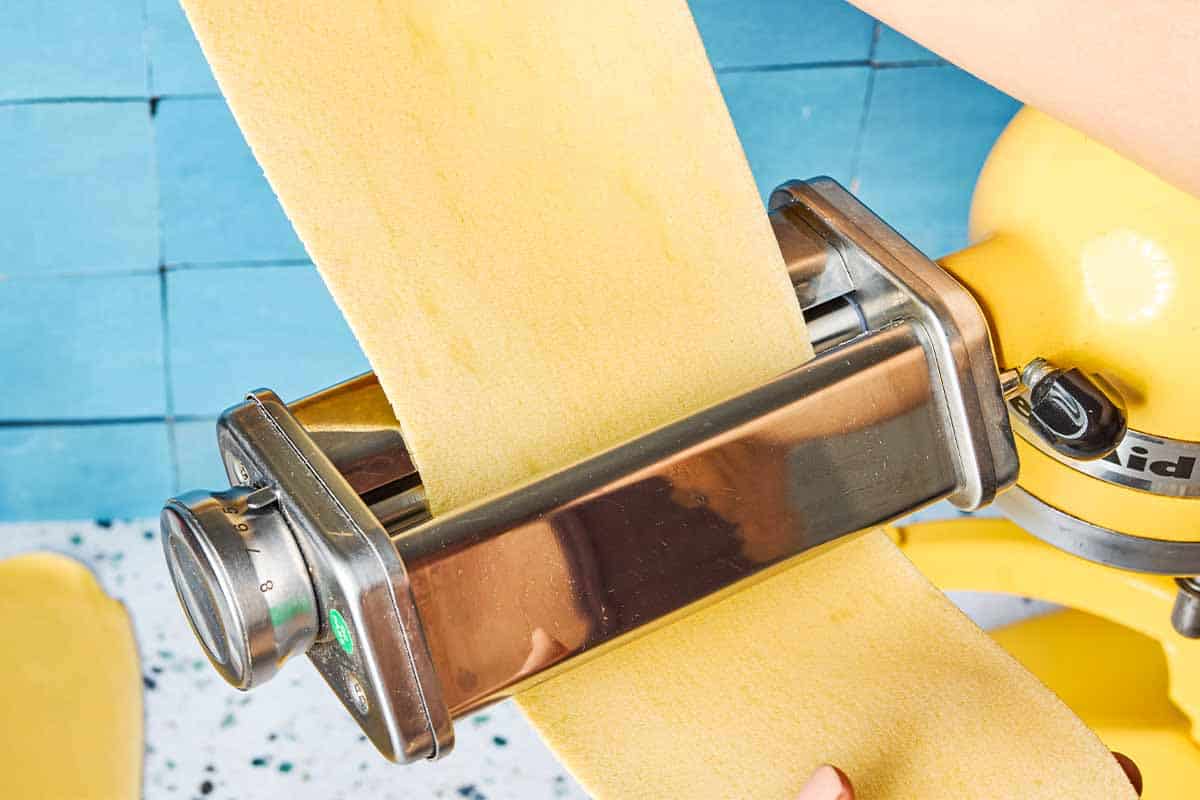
left=214, top=390, right=454, bottom=761
left=771, top=178, right=1018, bottom=510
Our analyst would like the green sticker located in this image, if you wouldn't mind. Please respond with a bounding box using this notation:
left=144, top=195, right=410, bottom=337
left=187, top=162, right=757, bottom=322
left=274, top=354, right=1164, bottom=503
left=329, top=608, right=354, bottom=655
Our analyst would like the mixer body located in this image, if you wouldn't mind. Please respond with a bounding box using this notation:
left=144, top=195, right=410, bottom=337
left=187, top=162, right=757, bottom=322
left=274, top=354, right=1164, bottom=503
left=927, top=107, right=1200, bottom=794
left=941, top=108, right=1200, bottom=571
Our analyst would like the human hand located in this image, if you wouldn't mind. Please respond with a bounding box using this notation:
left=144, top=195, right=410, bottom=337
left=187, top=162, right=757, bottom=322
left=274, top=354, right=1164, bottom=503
left=796, top=765, right=853, bottom=800
left=796, top=753, right=1143, bottom=799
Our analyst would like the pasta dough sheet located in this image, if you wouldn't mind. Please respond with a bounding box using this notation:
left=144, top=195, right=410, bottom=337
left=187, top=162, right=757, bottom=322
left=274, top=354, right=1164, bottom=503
left=520, top=530, right=1134, bottom=798
left=181, top=0, right=809, bottom=515
left=0, top=554, right=142, bottom=799
left=180, top=1, right=1133, bottom=797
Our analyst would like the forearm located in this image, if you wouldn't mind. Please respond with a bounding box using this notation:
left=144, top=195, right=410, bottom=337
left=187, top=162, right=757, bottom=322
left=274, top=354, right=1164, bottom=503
left=851, top=0, right=1200, bottom=197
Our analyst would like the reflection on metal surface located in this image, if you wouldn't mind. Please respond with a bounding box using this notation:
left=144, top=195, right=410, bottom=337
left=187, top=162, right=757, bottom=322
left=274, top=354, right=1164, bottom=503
left=162, top=485, right=317, bottom=689
left=770, top=201, right=853, bottom=309
left=1172, top=578, right=1200, bottom=638
left=161, top=178, right=1019, bottom=762
left=1005, top=359, right=1127, bottom=462
left=398, top=325, right=951, bottom=714
left=771, top=179, right=1018, bottom=510
left=996, top=485, right=1200, bottom=574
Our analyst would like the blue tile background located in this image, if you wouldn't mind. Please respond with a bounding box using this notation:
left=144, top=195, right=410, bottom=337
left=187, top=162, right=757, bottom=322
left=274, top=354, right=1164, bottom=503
left=691, top=0, right=874, bottom=68
left=156, top=98, right=306, bottom=264
left=874, top=24, right=942, bottom=63
left=0, top=102, right=159, bottom=274
left=856, top=66, right=1019, bottom=258
left=173, top=418, right=225, bottom=490
left=719, top=67, right=871, bottom=199
left=1, top=1, right=147, bottom=101
left=0, top=0, right=1018, bottom=520
left=145, top=0, right=220, bottom=96
left=0, top=423, right=172, bottom=520
left=167, top=266, right=367, bottom=415
left=0, top=274, right=164, bottom=418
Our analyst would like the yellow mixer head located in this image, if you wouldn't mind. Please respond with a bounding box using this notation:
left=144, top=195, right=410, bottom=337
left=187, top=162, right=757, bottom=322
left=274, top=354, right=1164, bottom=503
left=941, top=108, right=1200, bottom=590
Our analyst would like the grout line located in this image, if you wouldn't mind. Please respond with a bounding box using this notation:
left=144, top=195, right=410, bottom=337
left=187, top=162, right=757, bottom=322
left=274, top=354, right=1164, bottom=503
left=0, top=95, right=150, bottom=107
left=0, top=414, right=218, bottom=428
left=874, top=59, right=947, bottom=70
left=716, top=59, right=866, bottom=74
left=0, top=267, right=161, bottom=280
left=156, top=92, right=224, bottom=102
left=846, top=81, right=878, bottom=194
left=713, top=58, right=947, bottom=76
left=847, top=23, right=882, bottom=195
left=165, top=258, right=314, bottom=271
left=0, top=92, right=222, bottom=108
left=139, top=0, right=154, bottom=98
left=1, top=417, right=172, bottom=428
left=160, top=267, right=182, bottom=491
left=0, top=259, right=313, bottom=281
left=142, top=18, right=182, bottom=492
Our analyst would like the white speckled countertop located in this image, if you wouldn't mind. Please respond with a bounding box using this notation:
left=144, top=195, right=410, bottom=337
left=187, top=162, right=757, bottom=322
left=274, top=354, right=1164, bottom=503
left=0, top=507, right=1048, bottom=799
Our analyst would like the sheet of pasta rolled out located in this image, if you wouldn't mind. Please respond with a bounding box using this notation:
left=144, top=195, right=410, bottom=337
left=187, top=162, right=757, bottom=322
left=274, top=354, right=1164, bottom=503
left=181, top=2, right=1134, bottom=797
left=0, top=554, right=142, bottom=799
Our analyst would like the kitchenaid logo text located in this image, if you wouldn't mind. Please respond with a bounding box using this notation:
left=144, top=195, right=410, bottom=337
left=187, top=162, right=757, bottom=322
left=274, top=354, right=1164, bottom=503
left=1100, top=443, right=1195, bottom=479
left=1010, top=395, right=1200, bottom=495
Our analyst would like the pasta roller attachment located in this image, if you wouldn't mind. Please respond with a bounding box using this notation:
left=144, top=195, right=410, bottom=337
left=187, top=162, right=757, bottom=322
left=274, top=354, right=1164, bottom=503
left=161, top=178, right=1022, bottom=763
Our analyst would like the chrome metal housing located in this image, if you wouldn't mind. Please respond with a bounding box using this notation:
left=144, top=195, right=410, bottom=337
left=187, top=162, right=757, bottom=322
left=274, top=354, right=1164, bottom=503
left=161, top=178, right=1018, bottom=762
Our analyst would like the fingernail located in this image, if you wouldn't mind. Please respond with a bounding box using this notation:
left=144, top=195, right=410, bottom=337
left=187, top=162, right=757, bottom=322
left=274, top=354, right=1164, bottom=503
left=797, top=765, right=851, bottom=800
left=1113, top=752, right=1143, bottom=796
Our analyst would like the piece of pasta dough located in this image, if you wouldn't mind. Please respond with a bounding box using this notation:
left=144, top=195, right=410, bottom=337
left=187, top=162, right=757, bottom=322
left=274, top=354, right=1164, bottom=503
left=0, top=554, right=142, bottom=799
left=181, top=1, right=1134, bottom=796
left=520, top=529, right=1137, bottom=798
left=181, top=0, right=809, bottom=515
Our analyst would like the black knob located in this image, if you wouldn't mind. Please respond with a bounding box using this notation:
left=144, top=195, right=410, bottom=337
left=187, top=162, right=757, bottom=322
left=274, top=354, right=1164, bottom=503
left=1022, top=360, right=1127, bottom=461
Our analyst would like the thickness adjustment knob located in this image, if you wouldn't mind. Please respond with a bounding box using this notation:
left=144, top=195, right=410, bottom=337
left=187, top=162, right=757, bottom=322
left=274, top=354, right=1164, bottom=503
left=1018, top=358, right=1128, bottom=461
left=161, top=486, right=318, bottom=689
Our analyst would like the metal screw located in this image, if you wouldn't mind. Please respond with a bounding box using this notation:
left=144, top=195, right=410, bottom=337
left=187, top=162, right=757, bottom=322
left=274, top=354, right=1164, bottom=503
left=1171, top=577, right=1200, bottom=638
left=1020, top=357, right=1056, bottom=390
left=998, top=368, right=1023, bottom=400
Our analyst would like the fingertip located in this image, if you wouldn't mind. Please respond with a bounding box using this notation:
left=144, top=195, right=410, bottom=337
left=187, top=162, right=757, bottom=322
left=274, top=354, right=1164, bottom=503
left=797, top=764, right=854, bottom=800
left=829, top=765, right=855, bottom=799
left=1113, top=751, right=1143, bottom=796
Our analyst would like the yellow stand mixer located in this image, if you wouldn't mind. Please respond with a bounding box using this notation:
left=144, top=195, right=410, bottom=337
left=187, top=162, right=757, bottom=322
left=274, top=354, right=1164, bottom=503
left=903, top=106, right=1200, bottom=797
left=159, top=106, right=1200, bottom=794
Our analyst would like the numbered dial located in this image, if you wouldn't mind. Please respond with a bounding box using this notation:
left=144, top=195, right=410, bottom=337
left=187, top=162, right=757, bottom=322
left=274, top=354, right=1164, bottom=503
left=161, top=486, right=318, bottom=690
